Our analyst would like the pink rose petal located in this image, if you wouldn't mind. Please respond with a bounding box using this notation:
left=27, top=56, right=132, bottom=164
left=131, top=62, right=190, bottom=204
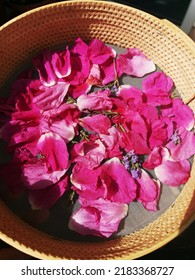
left=142, top=72, right=173, bottom=106
left=51, top=47, right=71, bottom=78
left=167, top=127, right=195, bottom=161
left=77, top=89, right=113, bottom=111
left=161, top=98, right=195, bottom=131
left=154, top=159, right=191, bottom=186
left=71, top=163, right=103, bottom=200
left=33, top=83, right=69, bottom=112
left=22, top=159, right=67, bottom=189
left=71, top=138, right=106, bottom=169
left=116, top=48, right=156, bottom=77
left=37, top=132, right=69, bottom=172
left=79, top=114, right=111, bottom=134
left=100, top=157, right=137, bottom=203
left=136, top=169, right=161, bottom=211
left=88, top=38, right=116, bottom=64
left=68, top=198, right=128, bottom=238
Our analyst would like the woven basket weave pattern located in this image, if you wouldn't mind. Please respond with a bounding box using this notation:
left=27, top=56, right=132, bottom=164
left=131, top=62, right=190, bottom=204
left=0, top=0, right=195, bottom=259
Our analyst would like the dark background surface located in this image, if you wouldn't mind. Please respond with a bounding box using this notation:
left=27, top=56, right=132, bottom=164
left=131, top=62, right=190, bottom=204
left=111, top=0, right=191, bottom=26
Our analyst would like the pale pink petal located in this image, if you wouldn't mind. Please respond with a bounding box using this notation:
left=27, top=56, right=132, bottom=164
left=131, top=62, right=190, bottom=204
left=100, top=157, right=137, bottom=203
left=77, top=90, right=113, bottom=111
left=154, top=159, right=191, bottom=186
left=68, top=198, right=128, bottom=237
left=28, top=175, right=69, bottom=209
left=136, top=169, right=161, bottom=211
left=79, top=114, right=111, bottom=134
left=167, top=127, right=195, bottom=161
left=37, top=132, right=69, bottom=171
left=116, top=48, right=155, bottom=77
left=33, top=50, right=57, bottom=86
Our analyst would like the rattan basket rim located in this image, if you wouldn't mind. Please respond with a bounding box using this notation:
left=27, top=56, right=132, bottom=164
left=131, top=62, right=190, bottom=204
left=0, top=0, right=195, bottom=260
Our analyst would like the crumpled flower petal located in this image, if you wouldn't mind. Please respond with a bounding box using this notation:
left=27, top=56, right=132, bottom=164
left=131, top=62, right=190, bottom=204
left=71, top=138, right=106, bottom=169
left=161, top=98, right=195, bottom=131
left=154, top=159, right=191, bottom=187
left=166, top=127, right=195, bottom=161
left=70, top=162, right=103, bottom=200
left=116, top=48, right=156, bottom=77
left=77, top=89, right=113, bottom=111
left=33, top=83, right=69, bottom=112
left=100, top=157, right=137, bottom=203
left=142, top=72, right=173, bottom=106
left=28, top=175, right=69, bottom=209
left=88, top=38, right=116, bottom=64
left=68, top=197, right=128, bottom=237
left=51, top=47, right=71, bottom=78
left=79, top=114, right=111, bottom=134
left=37, top=132, right=69, bottom=172
left=136, top=169, right=161, bottom=211
left=22, top=159, right=67, bottom=189
left=33, top=50, right=57, bottom=86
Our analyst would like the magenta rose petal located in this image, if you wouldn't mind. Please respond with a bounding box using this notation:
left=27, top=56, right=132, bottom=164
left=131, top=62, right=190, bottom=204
left=79, top=114, right=111, bottom=134
left=32, top=50, right=57, bottom=86
left=88, top=38, right=116, bottom=64
left=51, top=47, right=71, bottom=78
left=22, top=160, right=67, bottom=189
left=100, top=157, right=137, bottom=204
left=142, top=72, right=173, bottom=106
left=37, top=132, right=69, bottom=172
left=33, top=83, right=70, bottom=112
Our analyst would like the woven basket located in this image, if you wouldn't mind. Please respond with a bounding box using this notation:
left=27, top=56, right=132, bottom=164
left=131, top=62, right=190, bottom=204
left=0, top=0, right=195, bottom=260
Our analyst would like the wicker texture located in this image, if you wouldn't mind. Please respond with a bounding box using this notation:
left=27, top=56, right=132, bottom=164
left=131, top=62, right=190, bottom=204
left=0, top=0, right=195, bottom=259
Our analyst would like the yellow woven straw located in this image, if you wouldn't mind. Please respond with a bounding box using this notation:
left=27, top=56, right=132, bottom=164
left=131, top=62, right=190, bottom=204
left=0, top=0, right=195, bottom=260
